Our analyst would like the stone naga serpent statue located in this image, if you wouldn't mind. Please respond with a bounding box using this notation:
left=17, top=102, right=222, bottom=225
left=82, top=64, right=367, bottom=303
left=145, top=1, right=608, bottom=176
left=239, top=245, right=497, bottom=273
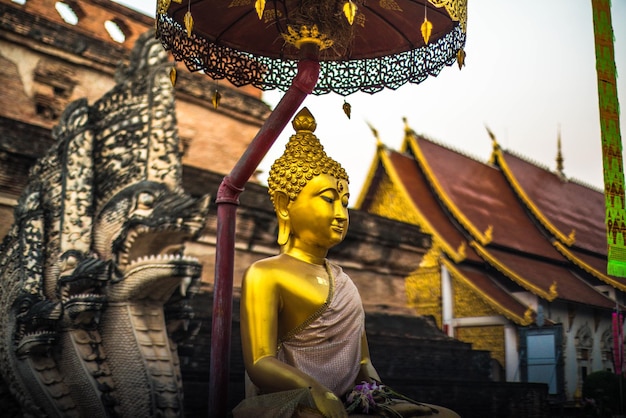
left=0, top=31, right=210, bottom=417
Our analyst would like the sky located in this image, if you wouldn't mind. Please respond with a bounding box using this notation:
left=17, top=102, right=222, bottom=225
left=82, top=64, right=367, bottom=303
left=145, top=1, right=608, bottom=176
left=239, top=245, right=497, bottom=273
left=116, top=0, right=626, bottom=202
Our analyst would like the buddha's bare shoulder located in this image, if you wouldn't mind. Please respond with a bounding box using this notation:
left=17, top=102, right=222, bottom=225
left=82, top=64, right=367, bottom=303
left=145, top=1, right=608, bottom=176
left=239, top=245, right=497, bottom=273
left=243, top=255, right=289, bottom=284
left=243, top=254, right=314, bottom=286
left=245, top=255, right=284, bottom=273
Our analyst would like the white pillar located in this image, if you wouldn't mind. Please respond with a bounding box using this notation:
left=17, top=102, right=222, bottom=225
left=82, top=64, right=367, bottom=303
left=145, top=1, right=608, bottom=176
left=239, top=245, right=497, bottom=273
left=504, top=324, right=519, bottom=382
left=441, top=264, right=454, bottom=337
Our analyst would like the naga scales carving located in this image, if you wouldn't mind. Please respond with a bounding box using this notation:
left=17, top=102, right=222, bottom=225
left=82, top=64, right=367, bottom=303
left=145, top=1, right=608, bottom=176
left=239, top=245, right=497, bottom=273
left=0, top=31, right=210, bottom=418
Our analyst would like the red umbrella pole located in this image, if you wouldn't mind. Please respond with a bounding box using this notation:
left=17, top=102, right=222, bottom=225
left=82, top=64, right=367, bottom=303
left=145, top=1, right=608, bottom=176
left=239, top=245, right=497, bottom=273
left=208, top=46, right=320, bottom=418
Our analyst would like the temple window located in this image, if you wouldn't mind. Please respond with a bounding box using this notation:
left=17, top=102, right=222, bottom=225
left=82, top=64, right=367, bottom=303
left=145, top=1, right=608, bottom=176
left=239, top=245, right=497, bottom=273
left=105, top=19, right=128, bottom=43
left=519, top=325, right=564, bottom=398
left=55, top=2, right=80, bottom=25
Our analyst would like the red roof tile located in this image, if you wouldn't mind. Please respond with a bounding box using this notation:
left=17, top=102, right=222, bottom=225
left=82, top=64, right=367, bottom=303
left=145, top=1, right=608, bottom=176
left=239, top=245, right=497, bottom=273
left=387, top=150, right=481, bottom=262
left=413, top=138, right=561, bottom=259
left=486, top=247, right=615, bottom=308
left=501, top=151, right=606, bottom=255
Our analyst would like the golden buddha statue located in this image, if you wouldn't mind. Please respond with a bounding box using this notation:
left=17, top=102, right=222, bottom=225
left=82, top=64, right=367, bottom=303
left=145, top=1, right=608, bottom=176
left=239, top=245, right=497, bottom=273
left=234, top=108, right=459, bottom=418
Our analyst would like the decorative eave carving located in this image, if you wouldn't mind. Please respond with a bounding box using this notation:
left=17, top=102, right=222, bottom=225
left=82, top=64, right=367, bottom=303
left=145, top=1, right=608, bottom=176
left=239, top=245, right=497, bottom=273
left=440, top=256, right=535, bottom=326
left=488, top=130, right=576, bottom=247
left=354, top=123, right=384, bottom=210
left=470, top=241, right=558, bottom=302
left=553, top=240, right=626, bottom=292
left=405, top=133, right=493, bottom=246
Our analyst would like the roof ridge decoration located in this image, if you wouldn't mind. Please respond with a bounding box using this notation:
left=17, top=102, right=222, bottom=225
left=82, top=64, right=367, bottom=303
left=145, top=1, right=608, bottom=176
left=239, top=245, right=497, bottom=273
left=487, top=130, right=577, bottom=247
left=470, top=241, right=558, bottom=302
left=378, top=148, right=466, bottom=263
left=556, top=126, right=565, bottom=179
left=440, top=256, right=534, bottom=326
left=403, top=120, right=485, bottom=163
left=486, top=127, right=602, bottom=192
left=405, top=133, right=493, bottom=246
left=553, top=241, right=626, bottom=292
left=505, top=149, right=604, bottom=191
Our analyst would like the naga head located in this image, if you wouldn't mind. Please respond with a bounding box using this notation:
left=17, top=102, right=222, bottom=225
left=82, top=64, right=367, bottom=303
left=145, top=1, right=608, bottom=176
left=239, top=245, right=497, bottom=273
left=92, top=181, right=209, bottom=302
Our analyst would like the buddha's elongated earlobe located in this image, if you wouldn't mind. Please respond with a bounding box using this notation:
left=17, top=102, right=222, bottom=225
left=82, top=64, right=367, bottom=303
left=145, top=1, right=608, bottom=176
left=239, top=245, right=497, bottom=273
left=274, top=191, right=291, bottom=246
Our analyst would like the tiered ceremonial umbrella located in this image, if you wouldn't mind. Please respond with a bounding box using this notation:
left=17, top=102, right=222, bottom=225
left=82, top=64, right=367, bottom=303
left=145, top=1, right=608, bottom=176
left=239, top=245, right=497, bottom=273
left=155, top=1, right=466, bottom=416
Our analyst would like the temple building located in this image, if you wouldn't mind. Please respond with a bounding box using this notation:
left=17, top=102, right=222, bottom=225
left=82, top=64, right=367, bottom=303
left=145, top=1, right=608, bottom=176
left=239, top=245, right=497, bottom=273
left=356, top=120, right=625, bottom=405
left=1, top=0, right=619, bottom=416
left=0, top=1, right=493, bottom=416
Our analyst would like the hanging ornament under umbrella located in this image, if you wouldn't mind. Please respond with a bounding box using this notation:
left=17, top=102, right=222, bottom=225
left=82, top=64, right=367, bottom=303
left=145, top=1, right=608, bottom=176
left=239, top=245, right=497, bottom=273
left=155, top=1, right=466, bottom=417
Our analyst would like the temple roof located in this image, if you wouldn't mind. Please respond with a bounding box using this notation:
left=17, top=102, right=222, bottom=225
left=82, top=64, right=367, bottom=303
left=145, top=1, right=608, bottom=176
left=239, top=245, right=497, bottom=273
left=385, top=149, right=476, bottom=262
left=494, top=147, right=626, bottom=292
left=407, top=135, right=563, bottom=259
left=496, top=149, right=605, bottom=253
left=357, top=129, right=620, bottom=316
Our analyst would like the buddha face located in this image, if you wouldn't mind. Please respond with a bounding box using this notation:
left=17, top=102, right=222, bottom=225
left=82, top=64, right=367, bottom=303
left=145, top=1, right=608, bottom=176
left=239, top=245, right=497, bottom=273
left=286, top=173, right=349, bottom=253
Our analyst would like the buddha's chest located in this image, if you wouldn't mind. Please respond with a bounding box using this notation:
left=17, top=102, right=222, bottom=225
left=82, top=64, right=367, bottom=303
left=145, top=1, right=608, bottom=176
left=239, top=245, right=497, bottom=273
left=278, top=275, right=331, bottom=337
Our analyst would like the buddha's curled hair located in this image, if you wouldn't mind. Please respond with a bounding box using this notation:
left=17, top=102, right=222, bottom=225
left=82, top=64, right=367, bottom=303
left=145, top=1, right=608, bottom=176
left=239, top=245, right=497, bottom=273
left=268, top=108, right=348, bottom=207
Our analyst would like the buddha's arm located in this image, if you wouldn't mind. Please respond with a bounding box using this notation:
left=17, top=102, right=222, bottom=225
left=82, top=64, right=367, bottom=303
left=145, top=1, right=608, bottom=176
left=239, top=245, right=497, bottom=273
left=357, top=331, right=381, bottom=383
left=240, top=265, right=347, bottom=417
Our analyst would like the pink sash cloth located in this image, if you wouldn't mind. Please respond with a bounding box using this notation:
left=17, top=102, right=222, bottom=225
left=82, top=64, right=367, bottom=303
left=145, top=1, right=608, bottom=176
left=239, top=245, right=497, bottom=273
left=276, top=263, right=365, bottom=397
left=244, top=263, right=365, bottom=399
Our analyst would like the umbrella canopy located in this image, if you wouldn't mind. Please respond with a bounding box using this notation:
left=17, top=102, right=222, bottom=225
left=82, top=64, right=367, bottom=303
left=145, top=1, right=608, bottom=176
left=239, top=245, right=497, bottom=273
left=155, top=3, right=466, bottom=416
left=156, top=0, right=466, bottom=95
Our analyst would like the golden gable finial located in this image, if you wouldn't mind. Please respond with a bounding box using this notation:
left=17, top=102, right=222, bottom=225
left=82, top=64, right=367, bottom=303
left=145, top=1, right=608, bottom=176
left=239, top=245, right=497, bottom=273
left=483, top=225, right=493, bottom=244
left=523, top=308, right=534, bottom=325
left=366, top=121, right=383, bottom=149
left=486, top=125, right=499, bottom=165
left=549, top=281, right=558, bottom=300
left=567, top=229, right=576, bottom=245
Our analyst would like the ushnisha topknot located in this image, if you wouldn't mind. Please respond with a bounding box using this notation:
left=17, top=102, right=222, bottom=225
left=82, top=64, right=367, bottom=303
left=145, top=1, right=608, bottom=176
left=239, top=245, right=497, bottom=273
left=268, top=107, right=349, bottom=206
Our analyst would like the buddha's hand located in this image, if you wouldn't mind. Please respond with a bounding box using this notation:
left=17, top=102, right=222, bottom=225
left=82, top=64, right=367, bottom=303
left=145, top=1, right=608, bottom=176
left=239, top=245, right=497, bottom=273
left=310, top=386, right=348, bottom=418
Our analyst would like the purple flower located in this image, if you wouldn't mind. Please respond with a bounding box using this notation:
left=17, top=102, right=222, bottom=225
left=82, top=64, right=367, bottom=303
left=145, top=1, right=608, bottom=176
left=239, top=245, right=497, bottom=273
left=345, top=381, right=383, bottom=414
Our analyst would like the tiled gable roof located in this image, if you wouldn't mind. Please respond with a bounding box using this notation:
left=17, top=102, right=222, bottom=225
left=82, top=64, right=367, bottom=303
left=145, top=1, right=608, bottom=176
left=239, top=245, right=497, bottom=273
left=361, top=130, right=619, bottom=311
left=499, top=150, right=606, bottom=254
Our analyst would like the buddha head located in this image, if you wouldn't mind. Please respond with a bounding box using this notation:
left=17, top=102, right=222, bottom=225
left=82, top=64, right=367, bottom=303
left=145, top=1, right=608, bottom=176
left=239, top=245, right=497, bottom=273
left=268, top=108, right=350, bottom=250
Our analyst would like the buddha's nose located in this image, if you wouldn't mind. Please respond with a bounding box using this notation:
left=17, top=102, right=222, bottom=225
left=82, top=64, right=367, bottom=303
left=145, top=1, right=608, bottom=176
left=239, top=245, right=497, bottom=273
left=334, top=202, right=348, bottom=221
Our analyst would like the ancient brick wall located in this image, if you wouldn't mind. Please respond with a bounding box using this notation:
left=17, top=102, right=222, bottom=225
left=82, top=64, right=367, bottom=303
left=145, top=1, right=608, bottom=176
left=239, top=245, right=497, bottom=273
left=0, top=0, right=271, bottom=215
